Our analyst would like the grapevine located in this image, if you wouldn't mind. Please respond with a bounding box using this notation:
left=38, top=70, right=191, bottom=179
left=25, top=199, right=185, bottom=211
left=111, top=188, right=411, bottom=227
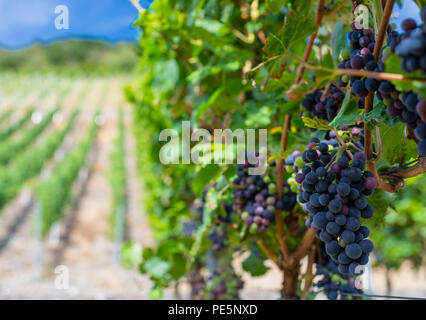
left=127, top=0, right=426, bottom=300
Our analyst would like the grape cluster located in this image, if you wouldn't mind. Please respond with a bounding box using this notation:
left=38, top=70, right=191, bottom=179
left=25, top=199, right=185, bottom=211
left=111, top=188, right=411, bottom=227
left=205, top=271, right=244, bottom=300
left=314, top=243, right=363, bottom=300
left=204, top=252, right=244, bottom=300
left=296, top=138, right=375, bottom=276
left=378, top=14, right=426, bottom=156
left=233, top=158, right=297, bottom=234
left=395, top=9, right=426, bottom=74
left=337, top=12, right=426, bottom=157
left=301, top=85, right=346, bottom=121
left=187, top=189, right=234, bottom=251
left=207, top=225, right=229, bottom=251
left=337, top=26, right=377, bottom=103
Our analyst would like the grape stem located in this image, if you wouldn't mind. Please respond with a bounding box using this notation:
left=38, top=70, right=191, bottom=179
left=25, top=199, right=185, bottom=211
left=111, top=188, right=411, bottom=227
left=216, top=219, right=238, bottom=229
left=231, top=183, right=245, bottom=190
left=346, top=142, right=364, bottom=153
left=295, top=0, right=326, bottom=84
left=325, top=0, right=350, bottom=16
left=332, top=130, right=354, bottom=159
left=257, top=239, right=278, bottom=265
left=375, top=126, right=383, bottom=161
left=381, top=157, right=426, bottom=179
left=300, top=244, right=316, bottom=300
left=288, top=53, right=426, bottom=83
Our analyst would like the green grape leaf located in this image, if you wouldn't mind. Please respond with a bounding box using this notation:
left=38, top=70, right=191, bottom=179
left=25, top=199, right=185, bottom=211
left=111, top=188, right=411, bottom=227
left=194, top=18, right=229, bottom=36
left=142, top=257, right=171, bottom=279
left=244, top=105, right=273, bottom=127
left=265, top=0, right=316, bottom=72
left=302, top=116, right=334, bottom=131
left=149, top=285, right=163, bottom=300
left=242, top=250, right=270, bottom=277
left=190, top=188, right=218, bottom=258
left=121, top=241, right=142, bottom=269
left=265, top=0, right=285, bottom=13
left=153, top=60, right=180, bottom=94
left=330, top=88, right=361, bottom=129
left=366, top=189, right=396, bottom=227
left=380, top=123, right=418, bottom=165
left=169, top=253, right=187, bottom=279
left=332, top=21, right=348, bottom=62
left=192, top=164, right=221, bottom=198
left=194, top=87, right=225, bottom=122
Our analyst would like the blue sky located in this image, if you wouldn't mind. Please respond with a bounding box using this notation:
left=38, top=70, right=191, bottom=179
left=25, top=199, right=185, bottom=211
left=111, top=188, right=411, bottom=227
left=0, top=0, right=421, bottom=50
left=0, top=0, right=153, bottom=50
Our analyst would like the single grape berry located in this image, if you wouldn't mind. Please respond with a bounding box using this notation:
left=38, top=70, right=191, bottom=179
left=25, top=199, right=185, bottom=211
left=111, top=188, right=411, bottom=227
left=351, top=56, right=366, bottom=70
left=415, top=124, right=426, bottom=140
left=342, top=230, right=355, bottom=244
left=365, top=78, right=379, bottom=92
left=326, top=240, right=340, bottom=256
left=345, top=243, right=362, bottom=260
left=346, top=217, right=361, bottom=232
left=402, top=18, right=417, bottom=31
left=359, top=239, right=374, bottom=253
left=417, top=139, right=426, bottom=157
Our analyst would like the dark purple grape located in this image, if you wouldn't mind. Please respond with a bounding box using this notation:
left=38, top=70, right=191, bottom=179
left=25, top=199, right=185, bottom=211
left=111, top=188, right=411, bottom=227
left=351, top=56, right=366, bottom=69
left=402, top=18, right=417, bottom=32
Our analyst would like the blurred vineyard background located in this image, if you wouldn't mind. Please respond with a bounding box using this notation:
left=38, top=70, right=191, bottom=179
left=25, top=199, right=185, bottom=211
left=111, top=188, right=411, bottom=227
left=0, top=1, right=424, bottom=300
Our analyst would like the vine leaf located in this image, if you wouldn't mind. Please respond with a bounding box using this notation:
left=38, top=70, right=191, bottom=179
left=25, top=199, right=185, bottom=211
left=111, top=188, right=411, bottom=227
left=362, top=96, right=399, bottom=129
left=142, top=257, right=171, bottom=279
left=302, top=116, right=333, bottom=131
left=266, top=0, right=288, bottom=13
left=314, top=51, right=337, bottom=88
left=121, top=241, right=142, bottom=269
left=366, top=189, right=396, bottom=227
left=242, top=250, right=270, bottom=276
left=332, top=21, right=347, bottom=62
left=380, top=123, right=417, bottom=166
left=190, top=188, right=218, bottom=258
left=329, top=88, right=361, bottom=129
left=264, top=0, right=316, bottom=77
left=192, top=164, right=221, bottom=198
left=194, top=87, right=224, bottom=122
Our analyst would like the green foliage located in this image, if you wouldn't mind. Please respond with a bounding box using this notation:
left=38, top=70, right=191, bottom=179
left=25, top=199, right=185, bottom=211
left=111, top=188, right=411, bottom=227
left=242, top=248, right=269, bottom=277
left=370, top=175, right=426, bottom=270
left=0, top=40, right=138, bottom=74
left=108, top=108, right=127, bottom=239
left=128, top=0, right=426, bottom=299
left=0, top=109, right=13, bottom=125
left=36, top=113, right=98, bottom=234
left=329, top=89, right=361, bottom=129
left=0, top=111, right=78, bottom=209
left=332, top=21, right=349, bottom=62
left=379, top=123, right=418, bottom=167
left=366, top=188, right=396, bottom=227
left=0, top=108, right=33, bottom=141
left=0, top=109, right=57, bottom=165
